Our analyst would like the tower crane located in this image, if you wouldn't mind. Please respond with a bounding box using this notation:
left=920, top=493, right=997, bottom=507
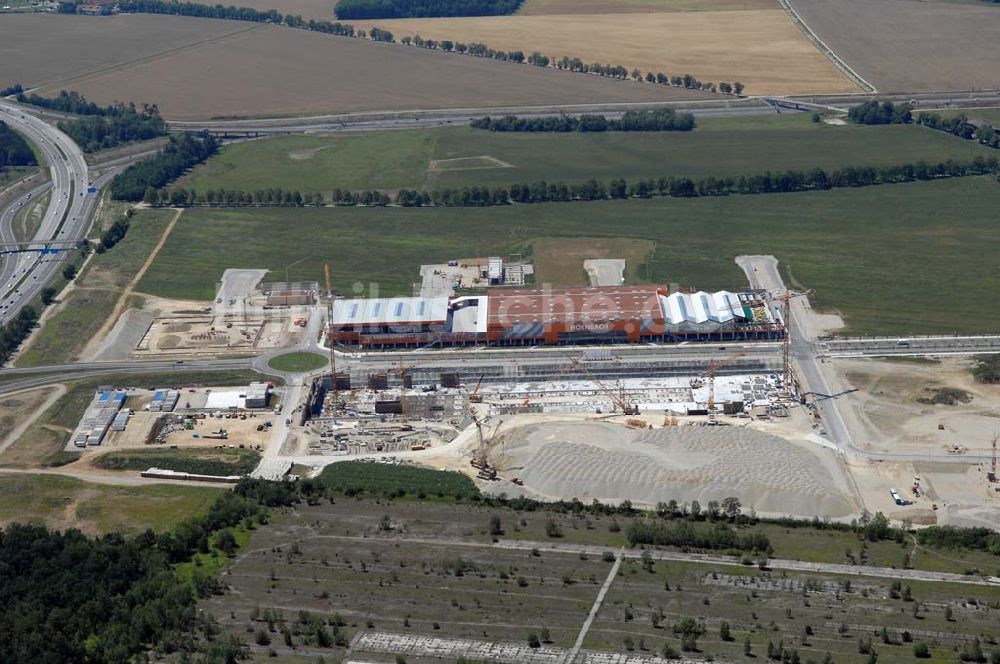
left=324, top=263, right=338, bottom=404
left=772, top=289, right=814, bottom=393
left=566, top=355, right=638, bottom=415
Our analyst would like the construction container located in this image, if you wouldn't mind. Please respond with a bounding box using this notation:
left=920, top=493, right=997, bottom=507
left=245, top=382, right=270, bottom=409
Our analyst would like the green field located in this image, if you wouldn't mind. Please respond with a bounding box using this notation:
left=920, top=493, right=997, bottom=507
left=139, top=177, right=1000, bottom=334
left=0, top=473, right=221, bottom=534
left=178, top=116, right=994, bottom=194
left=16, top=207, right=174, bottom=367
left=94, top=447, right=261, bottom=476
left=267, top=351, right=328, bottom=373
left=318, top=460, right=480, bottom=499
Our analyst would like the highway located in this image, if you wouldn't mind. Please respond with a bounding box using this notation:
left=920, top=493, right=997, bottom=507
left=163, top=89, right=1000, bottom=136
left=0, top=100, right=91, bottom=326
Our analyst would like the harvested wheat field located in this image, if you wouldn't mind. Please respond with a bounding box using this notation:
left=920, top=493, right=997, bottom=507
left=356, top=10, right=856, bottom=95
left=0, top=14, right=256, bottom=89
left=41, top=22, right=713, bottom=120
left=520, top=0, right=777, bottom=15
left=497, top=421, right=858, bottom=518
left=789, top=0, right=1000, bottom=93
left=234, top=0, right=336, bottom=20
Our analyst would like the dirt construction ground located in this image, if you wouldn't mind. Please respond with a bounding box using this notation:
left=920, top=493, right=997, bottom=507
left=788, top=0, right=1000, bottom=93
left=491, top=419, right=859, bottom=518
left=354, top=9, right=856, bottom=95
left=18, top=17, right=712, bottom=120
left=831, top=356, right=1000, bottom=529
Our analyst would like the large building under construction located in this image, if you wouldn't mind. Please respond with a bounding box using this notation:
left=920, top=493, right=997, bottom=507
left=327, top=285, right=782, bottom=349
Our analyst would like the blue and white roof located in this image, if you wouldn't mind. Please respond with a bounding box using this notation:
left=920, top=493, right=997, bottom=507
left=659, top=291, right=746, bottom=325
left=331, top=296, right=449, bottom=326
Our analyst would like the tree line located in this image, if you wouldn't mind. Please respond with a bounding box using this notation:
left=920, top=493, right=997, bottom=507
left=14, top=90, right=149, bottom=117
left=56, top=105, right=167, bottom=152
left=848, top=101, right=1000, bottom=149
left=0, top=307, right=39, bottom=366
left=917, top=112, right=1000, bottom=148
left=626, top=519, right=772, bottom=553
left=848, top=100, right=913, bottom=125
left=917, top=525, right=1000, bottom=555
left=470, top=109, right=696, bottom=132
left=0, top=120, right=37, bottom=171
left=110, top=132, right=219, bottom=201
left=147, top=155, right=998, bottom=209
left=335, top=0, right=523, bottom=19
left=0, top=83, right=23, bottom=97
left=103, top=0, right=744, bottom=95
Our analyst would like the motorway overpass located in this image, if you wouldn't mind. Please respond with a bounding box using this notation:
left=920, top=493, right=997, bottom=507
left=0, top=101, right=91, bottom=326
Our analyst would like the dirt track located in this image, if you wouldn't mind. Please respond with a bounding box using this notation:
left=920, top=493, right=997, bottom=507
left=30, top=20, right=712, bottom=120
left=787, top=0, right=1000, bottom=93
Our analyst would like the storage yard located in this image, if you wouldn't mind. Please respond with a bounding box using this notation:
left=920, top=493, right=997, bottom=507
left=60, top=381, right=285, bottom=480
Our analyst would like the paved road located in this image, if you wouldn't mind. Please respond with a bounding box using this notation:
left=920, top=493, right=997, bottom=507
left=162, top=89, right=1000, bottom=135
left=165, top=98, right=778, bottom=135
left=0, top=100, right=92, bottom=325
left=736, top=255, right=994, bottom=465
left=0, top=357, right=254, bottom=395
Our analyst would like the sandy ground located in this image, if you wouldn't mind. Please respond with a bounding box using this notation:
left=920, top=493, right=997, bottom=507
left=835, top=356, right=1000, bottom=458
left=829, top=356, right=1000, bottom=527
left=0, top=386, right=65, bottom=459
left=39, top=22, right=712, bottom=120
left=788, top=0, right=1000, bottom=93
left=485, top=418, right=858, bottom=518
left=584, top=259, right=625, bottom=287
left=353, top=10, right=856, bottom=95
left=80, top=209, right=183, bottom=361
